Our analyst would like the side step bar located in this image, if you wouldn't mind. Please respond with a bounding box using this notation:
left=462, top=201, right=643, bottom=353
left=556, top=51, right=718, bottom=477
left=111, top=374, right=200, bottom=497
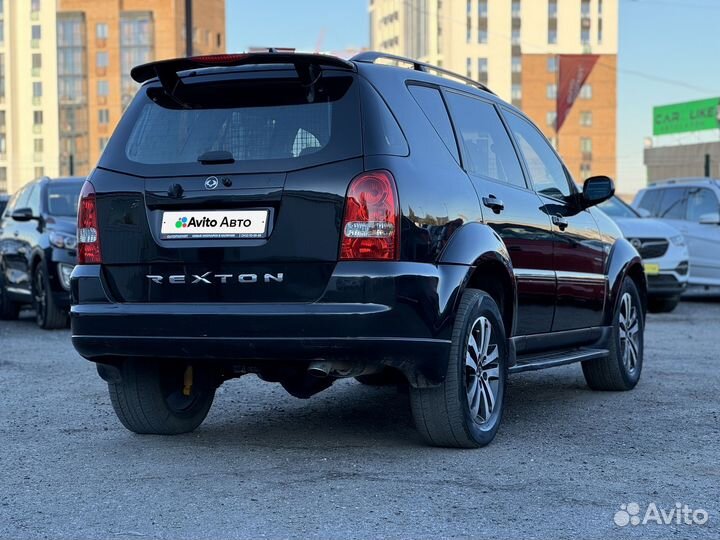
left=509, top=348, right=608, bottom=375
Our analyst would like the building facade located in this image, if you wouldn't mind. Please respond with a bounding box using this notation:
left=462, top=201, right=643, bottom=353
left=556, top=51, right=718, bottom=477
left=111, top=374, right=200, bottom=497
left=56, top=0, right=225, bottom=177
left=1, top=0, right=61, bottom=195
left=369, top=0, right=618, bottom=187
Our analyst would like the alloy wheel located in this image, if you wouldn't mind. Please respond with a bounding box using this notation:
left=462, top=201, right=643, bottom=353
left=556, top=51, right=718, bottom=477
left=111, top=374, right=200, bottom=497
left=465, top=316, right=501, bottom=424
left=618, top=292, right=640, bottom=374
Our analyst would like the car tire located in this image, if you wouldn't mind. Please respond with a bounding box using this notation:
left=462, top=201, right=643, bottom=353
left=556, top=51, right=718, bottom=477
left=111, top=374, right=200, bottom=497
left=108, top=359, right=216, bottom=435
left=582, top=278, right=644, bottom=391
left=409, top=289, right=507, bottom=448
left=0, top=274, right=20, bottom=320
left=647, top=295, right=679, bottom=314
left=33, top=263, right=67, bottom=330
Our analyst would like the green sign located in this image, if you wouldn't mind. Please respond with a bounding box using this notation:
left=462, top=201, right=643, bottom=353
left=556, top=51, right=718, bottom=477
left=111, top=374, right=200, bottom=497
left=653, top=97, right=720, bottom=136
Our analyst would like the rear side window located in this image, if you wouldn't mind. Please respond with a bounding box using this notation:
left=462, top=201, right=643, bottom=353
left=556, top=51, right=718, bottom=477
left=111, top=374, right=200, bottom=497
left=445, top=92, right=525, bottom=188
left=106, top=71, right=363, bottom=175
left=657, top=188, right=688, bottom=220
left=408, top=84, right=459, bottom=162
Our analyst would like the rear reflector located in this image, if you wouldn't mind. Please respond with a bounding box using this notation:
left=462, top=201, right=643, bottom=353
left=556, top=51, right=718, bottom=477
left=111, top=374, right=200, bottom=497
left=340, top=170, right=399, bottom=261
left=77, top=181, right=101, bottom=264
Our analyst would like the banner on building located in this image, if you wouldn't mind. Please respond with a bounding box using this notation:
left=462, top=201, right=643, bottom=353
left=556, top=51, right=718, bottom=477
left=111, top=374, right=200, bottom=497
left=556, top=54, right=600, bottom=132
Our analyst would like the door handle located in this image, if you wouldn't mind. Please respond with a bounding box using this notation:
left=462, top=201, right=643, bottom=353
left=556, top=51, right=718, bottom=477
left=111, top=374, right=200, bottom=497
left=552, top=215, right=569, bottom=231
left=482, top=196, right=505, bottom=214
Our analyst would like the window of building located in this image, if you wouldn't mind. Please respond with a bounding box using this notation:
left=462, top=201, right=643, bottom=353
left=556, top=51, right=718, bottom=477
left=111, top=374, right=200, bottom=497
left=0, top=0, right=3, bottom=15
left=581, top=0, right=591, bottom=17
left=580, top=84, right=593, bottom=99
left=511, top=56, right=521, bottom=73
left=546, top=111, right=557, bottom=128
left=0, top=53, right=4, bottom=104
left=598, top=18, right=603, bottom=43
left=33, top=110, right=43, bottom=125
left=34, top=167, right=44, bottom=179
left=478, top=57, right=488, bottom=75
left=580, top=162, right=591, bottom=179
left=445, top=92, right=527, bottom=189
left=216, top=32, right=222, bottom=48
left=548, top=0, right=557, bottom=18
left=99, top=137, right=109, bottom=151
left=581, top=28, right=590, bottom=45
left=31, top=25, right=41, bottom=47
left=580, top=137, right=592, bottom=153
left=98, top=109, right=109, bottom=124
left=34, top=139, right=43, bottom=153
left=0, top=22, right=4, bottom=45
left=466, top=57, right=473, bottom=78
left=546, top=84, right=557, bottom=99
left=32, top=53, right=42, bottom=76
left=0, top=167, right=6, bottom=193
left=511, top=84, right=522, bottom=101
left=478, top=30, right=488, bottom=44
left=511, top=29, right=521, bottom=45
left=98, top=80, right=109, bottom=96
left=121, top=11, right=155, bottom=109
left=478, top=0, right=488, bottom=17
left=32, top=81, right=42, bottom=105
left=96, top=22, right=108, bottom=39
left=31, top=0, right=41, bottom=12
left=0, top=133, right=5, bottom=158
left=96, top=51, right=108, bottom=68
left=512, top=0, right=521, bottom=18
left=0, top=110, right=4, bottom=131
left=580, top=111, right=592, bottom=127
left=547, top=56, right=557, bottom=72
left=548, top=29, right=557, bottom=44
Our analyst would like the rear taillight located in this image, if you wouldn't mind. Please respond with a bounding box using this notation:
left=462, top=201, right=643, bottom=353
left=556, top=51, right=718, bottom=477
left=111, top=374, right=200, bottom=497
left=77, top=181, right=101, bottom=264
left=340, top=170, right=399, bottom=261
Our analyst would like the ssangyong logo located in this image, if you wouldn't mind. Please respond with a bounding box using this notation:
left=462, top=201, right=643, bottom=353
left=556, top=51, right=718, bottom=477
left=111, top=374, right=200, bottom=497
left=146, top=272, right=284, bottom=285
left=204, top=176, right=219, bottom=190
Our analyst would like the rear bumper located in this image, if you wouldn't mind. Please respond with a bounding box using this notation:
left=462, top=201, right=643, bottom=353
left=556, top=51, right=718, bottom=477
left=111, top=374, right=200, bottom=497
left=70, top=262, right=470, bottom=385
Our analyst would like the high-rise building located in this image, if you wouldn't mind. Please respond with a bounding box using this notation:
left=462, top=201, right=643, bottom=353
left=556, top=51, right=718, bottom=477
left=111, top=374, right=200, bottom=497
left=56, top=0, right=226, bottom=177
left=369, top=0, right=618, bottom=187
left=0, top=0, right=61, bottom=195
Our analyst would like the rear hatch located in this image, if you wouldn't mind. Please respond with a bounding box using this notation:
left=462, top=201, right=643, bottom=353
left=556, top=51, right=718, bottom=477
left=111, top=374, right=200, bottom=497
left=92, top=59, right=365, bottom=304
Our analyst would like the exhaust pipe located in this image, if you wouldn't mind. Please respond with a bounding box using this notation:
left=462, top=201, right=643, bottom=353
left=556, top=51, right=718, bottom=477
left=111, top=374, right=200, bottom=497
left=307, top=360, right=333, bottom=378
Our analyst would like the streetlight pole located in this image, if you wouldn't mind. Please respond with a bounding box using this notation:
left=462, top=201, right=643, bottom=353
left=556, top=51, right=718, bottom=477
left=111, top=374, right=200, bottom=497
left=185, top=0, right=193, bottom=57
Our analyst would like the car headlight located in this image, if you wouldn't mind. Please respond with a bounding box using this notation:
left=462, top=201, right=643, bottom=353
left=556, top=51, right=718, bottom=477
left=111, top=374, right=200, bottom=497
left=669, top=235, right=685, bottom=247
left=49, top=231, right=78, bottom=250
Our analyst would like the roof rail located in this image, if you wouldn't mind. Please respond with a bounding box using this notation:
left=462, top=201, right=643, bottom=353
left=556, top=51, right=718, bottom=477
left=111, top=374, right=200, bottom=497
left=351, top=51, right=495, bottom=95
left=649, top=177, right=720, bottom=186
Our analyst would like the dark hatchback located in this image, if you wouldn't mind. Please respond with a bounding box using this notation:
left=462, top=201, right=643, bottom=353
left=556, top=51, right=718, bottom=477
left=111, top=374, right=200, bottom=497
left=70, top=52, right=646, bottom=447
left=0, top=177, right=84, bottom=328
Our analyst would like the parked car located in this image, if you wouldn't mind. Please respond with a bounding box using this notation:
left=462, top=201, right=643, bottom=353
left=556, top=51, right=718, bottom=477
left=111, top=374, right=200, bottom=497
left=70, top=51, right=646, bottom=448
left=598, top=195, right=688, bottom=312
left=634, top=178, right=720, bottom=291
left=0, top=176, right=84, bottom=328
left=0, top=194, right=10, bottom=216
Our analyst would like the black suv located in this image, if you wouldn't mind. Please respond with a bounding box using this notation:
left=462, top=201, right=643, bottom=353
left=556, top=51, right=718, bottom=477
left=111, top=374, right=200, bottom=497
left=0, top=176, right=84, bottom=328
left=70, top=52, right=646, bottom=448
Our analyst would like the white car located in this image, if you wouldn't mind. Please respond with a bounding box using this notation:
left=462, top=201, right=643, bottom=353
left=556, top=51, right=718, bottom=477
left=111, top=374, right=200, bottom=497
left=599, top=196, right=689, bottom=313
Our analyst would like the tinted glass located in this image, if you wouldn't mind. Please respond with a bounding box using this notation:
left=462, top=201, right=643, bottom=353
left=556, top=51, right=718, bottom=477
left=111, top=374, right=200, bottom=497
left=47, top=182, right=82, bottom=217
left=657, top=188, right=688, bottom=220
left=635, top=189, right=662, bottom=215
left=111, top=72, right=362, bottom=175
left=504, top=112, right=572, bottom=199
left=445, top=92, right=525, bottom=188
left=27, top=184, right=41, bottom=214
left=598, top=196, right=639, bottom=218
left=361, top=79, right=408, bottom=157
left=14, top=185, right=31, bottom=210
left=687, top=188, right=719, bottom=222
left=408, top=85, right=459, bottom=162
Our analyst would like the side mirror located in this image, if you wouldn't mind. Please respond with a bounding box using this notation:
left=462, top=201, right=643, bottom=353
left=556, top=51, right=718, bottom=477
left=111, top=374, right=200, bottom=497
left=699, top=212, right=720, bottom=225
left=11, top=207, right=34, bottom=222
left=581, top=176, right=615, bottom=209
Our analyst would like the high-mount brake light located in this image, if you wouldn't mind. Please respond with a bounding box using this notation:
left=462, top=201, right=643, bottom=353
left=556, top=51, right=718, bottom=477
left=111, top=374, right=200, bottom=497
left=189, top=54, right=249, bottom=64
left=340, top=170, right=400, bottom=261
left=77, top=181, right=101, bottom=264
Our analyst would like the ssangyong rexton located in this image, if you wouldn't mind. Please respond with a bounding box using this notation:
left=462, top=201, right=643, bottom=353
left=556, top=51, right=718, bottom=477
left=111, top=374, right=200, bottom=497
left=71, top=51, right=646, bottom=448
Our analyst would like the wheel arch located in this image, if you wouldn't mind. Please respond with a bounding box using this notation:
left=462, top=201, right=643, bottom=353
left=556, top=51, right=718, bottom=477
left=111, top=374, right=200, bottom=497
left=604, top=238, right=647, bottom=325
left=439, top=222, right=517, bottom=338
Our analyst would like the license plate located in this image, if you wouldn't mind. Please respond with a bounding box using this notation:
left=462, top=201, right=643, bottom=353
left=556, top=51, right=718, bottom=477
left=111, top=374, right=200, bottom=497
left=643, top=263, right=660, bottom=275
left=161, top=210, right=269, bottom=239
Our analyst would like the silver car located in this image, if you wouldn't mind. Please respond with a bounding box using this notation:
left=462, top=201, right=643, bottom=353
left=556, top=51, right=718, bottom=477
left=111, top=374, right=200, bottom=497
left=633, top=178, right=720, bottom=290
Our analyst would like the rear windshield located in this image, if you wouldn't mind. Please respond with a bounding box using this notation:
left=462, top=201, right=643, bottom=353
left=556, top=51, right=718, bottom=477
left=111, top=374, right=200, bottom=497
left=47, top=183, right=82, bottom=217
left=101, top=70, right=362, bottom=176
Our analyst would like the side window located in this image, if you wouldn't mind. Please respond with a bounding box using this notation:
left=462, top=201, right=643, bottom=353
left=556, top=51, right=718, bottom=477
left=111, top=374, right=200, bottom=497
left=657, top=188, right=688, bottom=220
left=14, top=185, right=32, bottom=210
left=2, top=193, right=18, bottom=218
left=504, top=111, right=573, bottom=199
left=408, top=84, right=459, bottom=162
left=635, top=189, right=662, bottom=216
left=687, top=188, right=719, bottom=222
left=27, top=184, right=41, bottom=215
left=444, top=92, right=526, bottom=188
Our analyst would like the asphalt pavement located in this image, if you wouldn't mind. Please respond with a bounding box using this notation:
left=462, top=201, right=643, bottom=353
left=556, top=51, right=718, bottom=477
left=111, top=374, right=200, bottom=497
left=1, top=300, right=718, bottom=539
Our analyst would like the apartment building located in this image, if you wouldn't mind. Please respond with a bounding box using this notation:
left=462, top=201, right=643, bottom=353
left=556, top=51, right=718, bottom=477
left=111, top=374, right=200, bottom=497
left=56, top=0, right=226, bottom=177
left=0, top=0, right=61, bottom=195
left=369, top=0, right=619, bottom=186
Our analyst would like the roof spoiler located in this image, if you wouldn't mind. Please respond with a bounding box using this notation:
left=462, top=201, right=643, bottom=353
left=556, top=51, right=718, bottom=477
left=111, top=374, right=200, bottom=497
left=130, top=51, right=355, bottom=108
